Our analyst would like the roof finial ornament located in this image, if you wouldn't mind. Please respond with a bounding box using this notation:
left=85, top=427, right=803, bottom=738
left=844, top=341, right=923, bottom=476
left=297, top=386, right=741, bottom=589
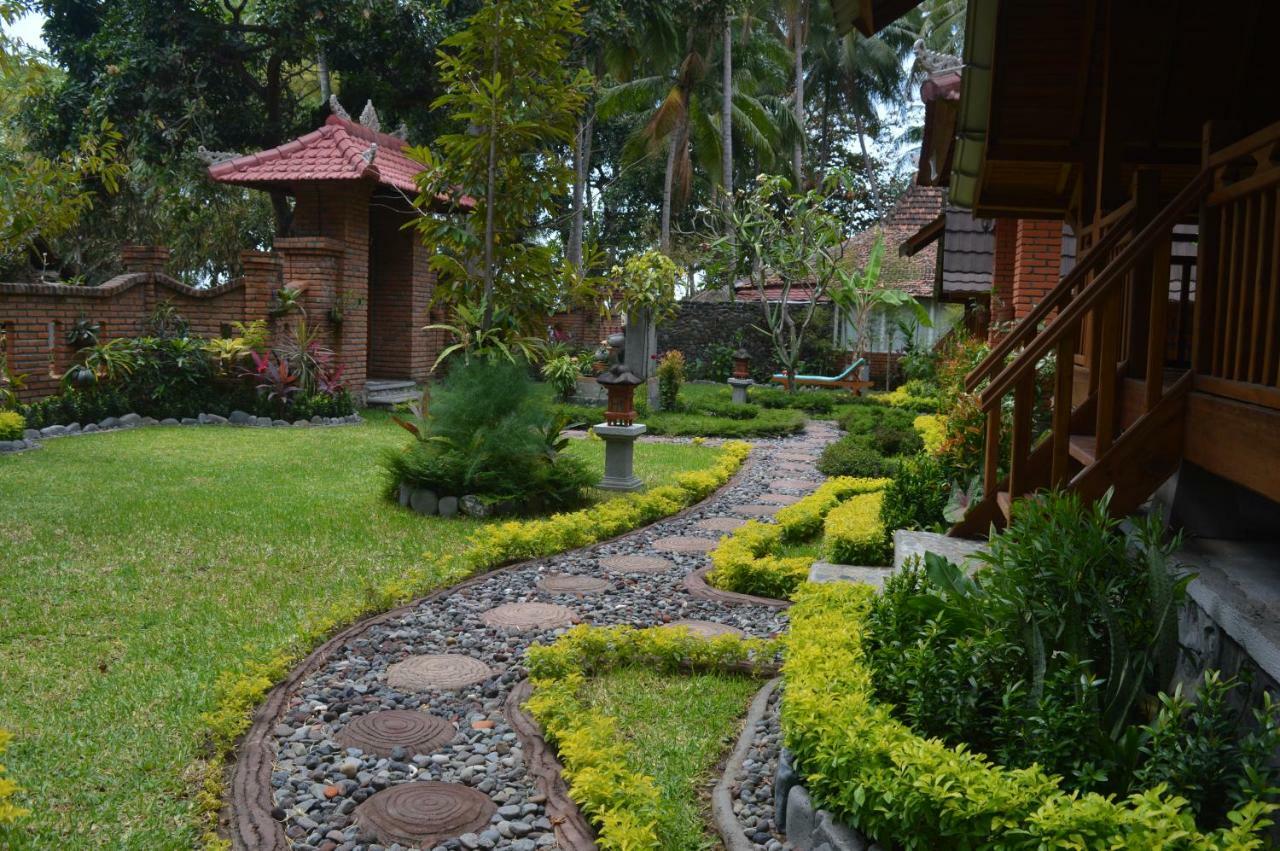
left=195, top=145, right=241, bottom=165
left=394, top=122, right=409, bottom=141
left=361, top=143, right=378, bottom=166
left=913, top=39, right=962, bottom=75
left=329, top=94, right=351, bottom=121
left=360, top=100, right=381, bottom=133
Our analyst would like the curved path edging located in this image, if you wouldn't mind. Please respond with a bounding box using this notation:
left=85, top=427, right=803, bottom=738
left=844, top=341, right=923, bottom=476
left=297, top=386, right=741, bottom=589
left=683, top=565, right=791, bottom=610
left=714, top=678, right=781, bottom=851
left=221, top=444, right=762, bottom=850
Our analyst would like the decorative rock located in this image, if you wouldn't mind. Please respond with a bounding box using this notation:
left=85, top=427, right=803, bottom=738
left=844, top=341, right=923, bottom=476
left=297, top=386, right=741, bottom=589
left=0, top=440, right=23, bottom=452
left=808, top=562, right=893, bottom=588
left=23, top=429, right=39, bottom=441
left=82, top=423, right=100, bottom=433
left=205, top=414, right=229, bottom=425
left=140, top=416, right=159, bottom=426
left=651, top=535, right=718, bottom=553
left=40, top=425, right=67, bottom=437
left=160, top=418, right=179, bottom=426
left=757, top=492, right=802, bottom=505
left=600, top=555, right=675, bottom=574
left=292, top=419, right=310, bottom=428
left=100, top=416, right=120, bottom=429
left=460, top=495, right=491, bottom=518
left=734, top=504, right=779, bottom=517
left=786, top=786, right=818, bottom=847
left=386, top=655, right=494, bottom=692
left=410, top=489, right=439, bottom=516
left=181, top=418, right=198, bottom=426
left=663, top=619, right=745, bottom=639
left=254, top=416, right=272, bottom=427
left=272, top=419, right=290, bottom=427
left=438, top=496, right=459, bottom=518
left=775, top=748, right=799, bottom=828
left=398, top=483, right=412, bottom=508
left=480, top=602, right=576, bottom=632
left=696, top=516, right=747, bottom=532
left=118, top=413, right=142, bottom=427
left=353, top=782, right=496, bottom=848
left=336, top=710, right=456, bottom=758
left=536, top=574, right=610, bottom=595
left=65, top=423, right=81, bottom=435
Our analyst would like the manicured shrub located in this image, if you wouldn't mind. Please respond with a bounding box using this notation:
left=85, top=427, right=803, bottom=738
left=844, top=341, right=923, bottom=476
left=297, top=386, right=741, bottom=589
left=752, top=386, right=848, bottom=414
left=817, top=435, right=890, bottom=478
left=525, top=624, right=777, bottom=851
left=0, top=729, right=26, bottom=825
left=835, top=401, right=916, bottom=435
left=684, top=397, right=759, bottom=420
left=913, top=413, right=946, bottom=454
left=0, top=410, right=24, bottom=441
left=384, top=358, right=600, bottom=513
left=822, top=491, right=889, bottom=565
left=781, top=582, right=1278, bottom=849
left=656, top=350, right=685, bottom=409
left=878, top=453, right=949, bottom=534
left=869, top=422, right=922, bottom=457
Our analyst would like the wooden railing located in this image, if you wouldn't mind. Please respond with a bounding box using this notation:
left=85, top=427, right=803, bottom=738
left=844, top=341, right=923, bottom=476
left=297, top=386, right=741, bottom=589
left=976, top=168, right=1211, bottom=502
left=1193, top=121, right=1280, bottom=406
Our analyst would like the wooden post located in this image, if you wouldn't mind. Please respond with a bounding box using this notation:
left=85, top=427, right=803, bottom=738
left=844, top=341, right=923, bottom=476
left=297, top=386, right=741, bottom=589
left=1095, top=288, right=1122, bottom=455
left=983, top=405, right=1000, bottom=498
left=1051, top=335, right=1075, bottom=486
left=1191, top=120, right=1238, bottom=375
left=1009, top=372, right=1034, bottom=498
left=1145, top=234, right=1172, bottom=410
left=1127, top=169, right=1161, bottom=382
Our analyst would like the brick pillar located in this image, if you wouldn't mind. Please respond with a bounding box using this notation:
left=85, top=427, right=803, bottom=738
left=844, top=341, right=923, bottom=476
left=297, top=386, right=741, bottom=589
left=1012, top=219, right=1063, bottom=320
left=989, top=219, right=1017, bottom=343
left=240, top=250, right=281, bottom=325
left=121, top=245, right=171, bottom=275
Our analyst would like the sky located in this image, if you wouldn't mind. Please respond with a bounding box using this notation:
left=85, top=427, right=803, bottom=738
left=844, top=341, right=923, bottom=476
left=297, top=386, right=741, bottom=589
left=5, top=10, right=46, bottom=51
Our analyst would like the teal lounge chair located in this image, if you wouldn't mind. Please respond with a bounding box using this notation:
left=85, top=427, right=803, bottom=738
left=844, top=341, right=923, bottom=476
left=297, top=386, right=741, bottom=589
left=770, top=358, right=872, bottom=394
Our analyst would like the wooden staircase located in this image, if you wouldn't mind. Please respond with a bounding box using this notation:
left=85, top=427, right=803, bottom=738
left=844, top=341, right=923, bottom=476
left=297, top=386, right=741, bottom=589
left=950, top=157, right=1222, bottom=535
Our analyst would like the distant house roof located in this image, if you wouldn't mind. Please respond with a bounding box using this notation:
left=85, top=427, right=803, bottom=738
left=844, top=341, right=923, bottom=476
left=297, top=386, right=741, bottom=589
left=728, top=185, right=945, bottom=303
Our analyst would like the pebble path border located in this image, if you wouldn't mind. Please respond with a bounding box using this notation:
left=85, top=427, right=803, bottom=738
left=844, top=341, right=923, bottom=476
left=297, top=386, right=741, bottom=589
left=224, top=420, right=841, bottom=851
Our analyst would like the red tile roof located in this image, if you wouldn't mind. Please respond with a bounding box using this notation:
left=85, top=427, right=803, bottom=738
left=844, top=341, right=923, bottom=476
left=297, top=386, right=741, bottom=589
left=208, top=115, right=428, bottom=196
left=729, top=185, right=944, bottom=302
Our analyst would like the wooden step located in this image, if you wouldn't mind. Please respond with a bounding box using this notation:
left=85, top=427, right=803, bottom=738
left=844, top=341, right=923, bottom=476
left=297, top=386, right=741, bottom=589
left=1068, top=434, right=1098, bottom=465
left=996, top=490, right=1012, bottom=520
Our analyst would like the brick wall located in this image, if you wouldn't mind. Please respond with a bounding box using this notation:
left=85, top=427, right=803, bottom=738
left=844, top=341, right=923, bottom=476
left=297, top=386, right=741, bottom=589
left=989, top=218, right=1017, bottom=343
left=1012, top=219, right=1064, bottom=320
left=366, top=205, right=440, bottom=382
left=0, top=247, right=276, bottom=401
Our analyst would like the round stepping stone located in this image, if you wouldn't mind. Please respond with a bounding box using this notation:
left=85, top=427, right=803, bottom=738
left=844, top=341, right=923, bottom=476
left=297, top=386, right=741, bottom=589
left=757, top=492, right=802, bottom=505
left=696, top=516, right=747, bottom=532
left=663, top=619, right=746, bottom=639
left=354, top=781, right=496, bottom=847
left=772, top=478, right=819, bottom=492
left=336, top=710, right=455, bottom=758
left=537, top=573, right=611, bottom=595
left=774, top=462, right=812, bottom=473
left=778, top=452, right=819, bottom=463
left=600, top=554, right=675, bottom=574
left=734, top=504, right=779, bottom=517
left=386, top=654, right=494, bottom=692
left=481, top=601, right=576, bottom=631
left=651, top=535, right=718, bottom=553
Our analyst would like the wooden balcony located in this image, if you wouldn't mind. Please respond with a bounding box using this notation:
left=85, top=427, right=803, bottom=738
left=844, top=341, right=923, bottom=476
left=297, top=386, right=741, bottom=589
left=953, top=120, right=1280, bottom=535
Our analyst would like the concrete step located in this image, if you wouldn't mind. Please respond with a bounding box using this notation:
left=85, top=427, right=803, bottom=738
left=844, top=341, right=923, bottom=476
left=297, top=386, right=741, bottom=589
left=366, top=381, right=422, bottom=407
left=366, top=378, right=418, bottom=393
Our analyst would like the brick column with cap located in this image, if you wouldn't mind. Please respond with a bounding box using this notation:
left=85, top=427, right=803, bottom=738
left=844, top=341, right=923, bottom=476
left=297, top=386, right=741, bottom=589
left=1012, top=220, right=1063, bottom=320
left=121, top=244, right=171, bottom=275
left=989, top=219, right=1017, bottom=343
left=240, top=250, right=282, bottom=326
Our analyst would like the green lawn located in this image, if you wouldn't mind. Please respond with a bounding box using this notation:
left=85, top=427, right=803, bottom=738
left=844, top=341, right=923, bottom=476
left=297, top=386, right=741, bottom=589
left=0, top=414, right=719, bottom=848
left=556, top=382, right=807, bottom=438
left=581, top=667, right=760, bottom=850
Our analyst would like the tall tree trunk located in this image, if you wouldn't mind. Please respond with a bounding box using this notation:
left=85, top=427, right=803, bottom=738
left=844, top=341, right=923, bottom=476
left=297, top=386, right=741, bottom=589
left=720, top=19, right=733, bottom=209
left=854, top=113, right=882, bottom=212
left=790, top=2, right=806, bottom=187
left=317, top=46, right=331, bottom=104
left=482, top=36, right=499, bottom=331
left=661, top=127, right=678, bottom=253
left=569, top=110, right=594, bottom=274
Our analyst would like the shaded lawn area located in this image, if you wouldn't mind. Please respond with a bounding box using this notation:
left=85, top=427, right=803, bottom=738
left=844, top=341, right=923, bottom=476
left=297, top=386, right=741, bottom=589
left=0, top=414, right=719, bottom=848
left=581, top=666, right=760, bottom=850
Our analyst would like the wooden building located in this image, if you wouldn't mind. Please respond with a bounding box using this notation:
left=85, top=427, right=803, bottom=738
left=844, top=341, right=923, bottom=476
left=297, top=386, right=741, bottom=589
left=845, top=0, right=1280, bottom=540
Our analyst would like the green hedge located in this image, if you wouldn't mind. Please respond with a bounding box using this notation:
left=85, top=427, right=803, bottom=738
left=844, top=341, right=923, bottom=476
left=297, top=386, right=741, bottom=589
left=781, top=583, right=1276, bottom=849
left=526, top=624, right=777, bottom=851
left=0, top=411, right=24, bottom=441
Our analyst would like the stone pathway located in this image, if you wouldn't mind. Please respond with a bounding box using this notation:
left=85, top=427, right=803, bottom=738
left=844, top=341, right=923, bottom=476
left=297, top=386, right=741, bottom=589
left=255, top=421, right=838, bottom=851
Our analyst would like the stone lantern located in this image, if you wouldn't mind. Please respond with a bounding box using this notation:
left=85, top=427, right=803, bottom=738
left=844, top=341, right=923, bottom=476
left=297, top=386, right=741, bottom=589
left=728, top=348, right=753, bottom=405
left=595, top=364, right=646, bottom=490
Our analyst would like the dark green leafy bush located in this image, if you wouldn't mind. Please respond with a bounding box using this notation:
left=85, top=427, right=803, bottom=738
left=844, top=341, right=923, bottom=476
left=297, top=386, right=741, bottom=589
left=384, top=357, right=599, bottom=513
left=817, top=436, right=890, bottom=478
left=870, top=422, right=923, bottom=457
left=753, top=386, right=850, bottom=414
left=878, top=454, right=949, bottom=533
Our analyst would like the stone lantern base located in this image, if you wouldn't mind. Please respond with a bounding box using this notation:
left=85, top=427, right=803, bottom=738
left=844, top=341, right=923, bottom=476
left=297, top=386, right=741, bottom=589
left=595, top=423, right=647, bottom=491
left=728, top=377, right=753, bottom=405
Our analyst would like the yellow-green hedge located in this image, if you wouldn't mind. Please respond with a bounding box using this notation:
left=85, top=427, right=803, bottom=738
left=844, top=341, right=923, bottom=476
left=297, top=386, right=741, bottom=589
left=0, top=729, right=26, bottom=826
left=706, top=476, right=890, bottom=600
left=913, top=414, right=947, bottom=455
left=823, top=490, right=889, bottom=566
left=525, top=624, right=777, bottom=851
left=0, top=411, right=24, bottom=442
left=782, top=583, right=1276, bottom=849
left=192, top=441, right=753, bottom=847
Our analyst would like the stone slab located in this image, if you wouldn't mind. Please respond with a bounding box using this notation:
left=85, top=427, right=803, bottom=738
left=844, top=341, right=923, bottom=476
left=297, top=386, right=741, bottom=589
left=771, top=478, right=819, bottom=492
left=536, top=574, right=611, bottom=595
left=336, top=710, right=456, bottom=758
left=808, top=562, right=894, bottom=589
left=662, top=619, right=745, bottom=639
left=354, top=781, right=496, bottom=847
left=651, top=535, right=718, bottom=553
left=893, top=530, right=988, bottom=571
left=696, top=516, right=748, bottom=532
left=756, top=493, right=802, bottom=505
left=386, top=654, right=494, bottom=692
left=481, top=602, right=576, bottom=631
left=600, top=554, right=675, bottom=574
left=733, top=504, right=779, bottom=517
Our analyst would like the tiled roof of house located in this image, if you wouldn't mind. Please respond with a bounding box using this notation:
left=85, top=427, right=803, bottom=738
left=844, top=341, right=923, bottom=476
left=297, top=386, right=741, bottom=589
left=728, top=185, right=945, bottom=303
left=208, top=115, right=428, bottom=196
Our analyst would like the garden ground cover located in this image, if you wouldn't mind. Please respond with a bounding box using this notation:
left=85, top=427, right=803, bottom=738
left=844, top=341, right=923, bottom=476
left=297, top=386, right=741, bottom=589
left=580, top=667, right=759, bottom=850
left=0, top=413, right=720, bottom=848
